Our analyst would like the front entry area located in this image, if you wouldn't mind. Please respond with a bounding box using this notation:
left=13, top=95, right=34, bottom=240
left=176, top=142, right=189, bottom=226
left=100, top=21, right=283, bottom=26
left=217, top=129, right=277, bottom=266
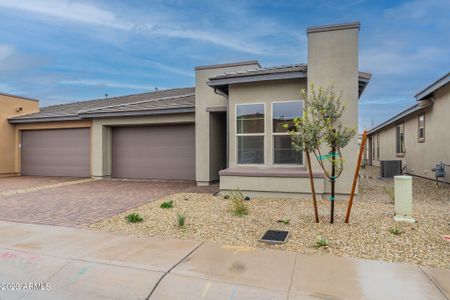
left=21, top=128, right=90, bottom=177
left=111, top=124, right=195, bottom=180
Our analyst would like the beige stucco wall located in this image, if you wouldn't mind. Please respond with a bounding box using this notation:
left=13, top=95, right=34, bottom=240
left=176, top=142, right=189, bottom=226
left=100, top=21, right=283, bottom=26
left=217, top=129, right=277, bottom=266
left=371, top=83, right=450, bottom=181
left=220, top=175, right=324, bottom=198
left=13, top=120, right=92, bottom=175
left=0, top=95, right=39, bottom=176
left=91, top=113, right=195, bottom=178
left=195, top=63, right=260, bottom=185
left=307, top=25, right=360, bottom=195
left=228, top=78, right=309, bottom=169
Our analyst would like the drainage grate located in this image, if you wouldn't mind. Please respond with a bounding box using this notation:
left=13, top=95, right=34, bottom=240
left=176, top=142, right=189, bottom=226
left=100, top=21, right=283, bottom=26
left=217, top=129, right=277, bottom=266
left=259, top=230, right=289, bottom=244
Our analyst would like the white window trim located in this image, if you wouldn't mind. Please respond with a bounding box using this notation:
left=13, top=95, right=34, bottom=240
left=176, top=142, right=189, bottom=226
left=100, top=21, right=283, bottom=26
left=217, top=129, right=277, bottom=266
left=395, top=123, right=405, bottom=156
left=270, top=100, right=305, bottom=167
left=418, top=113, right=425, bottom=142
left=235, top=102, right=266, bottom=166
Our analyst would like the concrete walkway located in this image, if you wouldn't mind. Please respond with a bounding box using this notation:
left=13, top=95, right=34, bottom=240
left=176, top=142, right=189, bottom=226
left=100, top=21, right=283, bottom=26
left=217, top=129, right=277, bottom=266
left=0, top=221, right=448, bottom=300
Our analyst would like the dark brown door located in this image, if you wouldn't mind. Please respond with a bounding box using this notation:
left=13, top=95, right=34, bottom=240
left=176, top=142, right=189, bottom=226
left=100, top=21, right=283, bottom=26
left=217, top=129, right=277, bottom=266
left=21, top=128, right=90, bottom=177
left=112, top=124, right=195, bottom=180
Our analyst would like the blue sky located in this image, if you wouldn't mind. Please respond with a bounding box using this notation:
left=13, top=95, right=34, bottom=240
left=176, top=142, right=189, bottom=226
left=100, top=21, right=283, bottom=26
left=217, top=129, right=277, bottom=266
left=0, top=0, right=449, bottom=130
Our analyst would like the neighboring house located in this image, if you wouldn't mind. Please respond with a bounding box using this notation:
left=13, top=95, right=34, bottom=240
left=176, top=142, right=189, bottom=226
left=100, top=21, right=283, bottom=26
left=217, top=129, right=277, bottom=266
left=0, top=93, right=39, bottom=177
left=367, top=72, right=450, bottom=182
left=7, top=22, right=371, bottom=197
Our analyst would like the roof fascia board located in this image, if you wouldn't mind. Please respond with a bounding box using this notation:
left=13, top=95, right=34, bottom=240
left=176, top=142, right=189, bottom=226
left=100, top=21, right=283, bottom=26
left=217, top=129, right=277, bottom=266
left=414, top=73, right=450, bottom=100
left=79, top=107, right=195, bottom=118
left=8, top=115, right=80, bottom=124
left=208, top=71, right=307, bottom=87
left=367, top=102, right=432, bottom=135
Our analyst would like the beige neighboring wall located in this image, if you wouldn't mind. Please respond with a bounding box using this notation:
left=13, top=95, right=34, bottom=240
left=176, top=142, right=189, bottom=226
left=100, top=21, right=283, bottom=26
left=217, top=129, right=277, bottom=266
left=0, top=94, right=39, bottom=176
left=195, top=62, right=260, bottom=185
left=307, top=22, right=360, bottom=195
left=91, top=113, right=195, bottom=178
left=371, top=83, right=450, bottom=181
left=13, top=120, right=92, bottom=175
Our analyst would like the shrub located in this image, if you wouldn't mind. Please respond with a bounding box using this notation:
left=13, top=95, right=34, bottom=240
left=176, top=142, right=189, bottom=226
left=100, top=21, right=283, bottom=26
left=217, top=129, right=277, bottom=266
left=177, top=213, right=186, bottom=227
left=126, top=213, right=143, bottom=223
left=388, top=226, right=403, bottom=235
left=277, top=218, right=290, bottom=225
left=229, top=189, right=249, bottom=216
left=315, top=236, right=329, bottom=248
left=160, top=200, right=174, bottom=209
left=384, top=186, right=395, bottom=203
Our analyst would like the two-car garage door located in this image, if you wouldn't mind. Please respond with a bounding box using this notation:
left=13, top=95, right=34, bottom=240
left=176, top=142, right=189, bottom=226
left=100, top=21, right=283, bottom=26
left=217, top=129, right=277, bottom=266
left=21, top=128, right=91, bottom=177
left=20, top=125, right=195, bottom=180
left=111, top=125, right=195, bottom=180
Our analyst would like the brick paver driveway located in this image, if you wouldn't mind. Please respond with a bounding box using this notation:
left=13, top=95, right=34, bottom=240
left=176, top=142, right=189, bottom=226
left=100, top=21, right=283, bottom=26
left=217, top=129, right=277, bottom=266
left=0, top=177, right=218, bottom=227
left=0, top=176, right=78, bottom=194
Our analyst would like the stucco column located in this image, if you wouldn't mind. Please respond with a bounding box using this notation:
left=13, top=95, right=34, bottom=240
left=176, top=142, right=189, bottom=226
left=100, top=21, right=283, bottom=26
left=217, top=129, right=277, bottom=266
left=91, top=122, right=111, bottom=178
left=307, top=22, right=360, bottom=195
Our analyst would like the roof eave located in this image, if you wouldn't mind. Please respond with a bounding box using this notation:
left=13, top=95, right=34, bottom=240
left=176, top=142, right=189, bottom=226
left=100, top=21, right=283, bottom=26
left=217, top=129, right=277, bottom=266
left=78, top=107, right=195, bottom=119
left=8, top=115, right=80, bottom=124
left=414, top=72, right=450, bottom=101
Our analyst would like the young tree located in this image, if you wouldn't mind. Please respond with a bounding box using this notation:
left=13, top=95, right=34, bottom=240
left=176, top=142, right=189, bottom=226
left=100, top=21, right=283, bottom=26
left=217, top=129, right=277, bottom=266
left=287, top=85, right=355, bottom=223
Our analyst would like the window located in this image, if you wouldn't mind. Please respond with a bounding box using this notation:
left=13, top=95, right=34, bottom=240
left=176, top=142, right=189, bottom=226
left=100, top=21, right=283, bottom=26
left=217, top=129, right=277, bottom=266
left=376, top=134, right=380, bottom=160
left=396, top=123, right=405, bottom=155
left=272, top=101, right=303, bottom=165
left=418, top=113, right=425, bottom=142
left=236, top=103, right=265, bottom=164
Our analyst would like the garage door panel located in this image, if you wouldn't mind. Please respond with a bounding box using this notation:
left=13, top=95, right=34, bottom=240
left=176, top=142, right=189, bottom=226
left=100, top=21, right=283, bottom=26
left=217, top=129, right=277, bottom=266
left=112, top=125, right=195, bottom=180
left=21, top=129, right=90, bottom=177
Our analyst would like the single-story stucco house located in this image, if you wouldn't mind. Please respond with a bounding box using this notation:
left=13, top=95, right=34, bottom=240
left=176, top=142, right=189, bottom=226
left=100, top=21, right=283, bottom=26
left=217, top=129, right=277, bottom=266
left=3, top=22, right=371, bottom=198
left=367, top=72, right=449, bottom=182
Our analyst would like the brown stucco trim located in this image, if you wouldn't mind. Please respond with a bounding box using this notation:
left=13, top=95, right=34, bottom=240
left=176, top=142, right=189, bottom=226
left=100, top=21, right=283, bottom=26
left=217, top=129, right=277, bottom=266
left=195, top=61, right=261, bottom=70
left=307, top=21, right=360, bottom=34
left=219, top=167, right=324, bottom=178
left=14, top=120, right=92, bottom=175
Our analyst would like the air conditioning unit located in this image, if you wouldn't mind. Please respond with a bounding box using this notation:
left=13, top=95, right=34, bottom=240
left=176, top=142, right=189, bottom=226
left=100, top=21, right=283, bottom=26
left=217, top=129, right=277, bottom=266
left=380, top=160, right=402, bottom=178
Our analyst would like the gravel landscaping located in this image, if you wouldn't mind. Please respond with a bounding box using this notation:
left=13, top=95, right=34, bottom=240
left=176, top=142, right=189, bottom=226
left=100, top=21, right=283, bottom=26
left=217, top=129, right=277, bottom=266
left=89, top=166, right=450, bottom=269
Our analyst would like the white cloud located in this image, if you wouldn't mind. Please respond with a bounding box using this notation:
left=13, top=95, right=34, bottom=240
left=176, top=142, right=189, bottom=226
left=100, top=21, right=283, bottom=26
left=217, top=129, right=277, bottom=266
left=60, top=79, right=153, bottom=90
left=144, top=60, right=193, bottom=78
left=0, top=44, right=15, bottom=60
left=0, top=0, right=132, bottom=29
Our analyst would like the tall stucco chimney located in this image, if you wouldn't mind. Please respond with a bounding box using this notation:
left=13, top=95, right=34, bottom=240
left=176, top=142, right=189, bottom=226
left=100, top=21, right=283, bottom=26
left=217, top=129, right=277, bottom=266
left=307, top=22, right=360, bottom=195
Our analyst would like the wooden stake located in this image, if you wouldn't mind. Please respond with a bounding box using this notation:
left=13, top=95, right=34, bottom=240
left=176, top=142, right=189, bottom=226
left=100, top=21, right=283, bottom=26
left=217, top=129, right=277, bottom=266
left=306, top=151, right=319, bottom=223
left=345, top=130, right=368, bottom=223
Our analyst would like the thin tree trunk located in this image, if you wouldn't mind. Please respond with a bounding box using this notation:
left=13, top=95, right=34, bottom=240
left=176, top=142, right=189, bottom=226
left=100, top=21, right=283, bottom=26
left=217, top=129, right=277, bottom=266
left=330, top=135, right=336, bottom=224
left=306, top=151, right=319, bottom=223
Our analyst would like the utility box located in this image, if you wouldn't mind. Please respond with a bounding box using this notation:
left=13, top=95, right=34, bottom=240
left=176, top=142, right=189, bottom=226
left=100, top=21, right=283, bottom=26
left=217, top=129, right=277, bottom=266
left=394, top=175, right=415, bottom=223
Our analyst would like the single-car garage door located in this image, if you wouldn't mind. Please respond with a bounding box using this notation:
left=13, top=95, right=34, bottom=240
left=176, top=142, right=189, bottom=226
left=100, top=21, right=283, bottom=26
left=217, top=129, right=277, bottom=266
left=112, top=124, right=195, bottom=180
left=21, top=128, right=90, bottom=177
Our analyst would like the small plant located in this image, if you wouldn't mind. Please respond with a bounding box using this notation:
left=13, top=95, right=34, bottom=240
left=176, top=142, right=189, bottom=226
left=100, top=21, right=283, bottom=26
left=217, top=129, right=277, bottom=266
left=384, top=186, right=395, bottom=203
left=277, top=218, right=290, bottom=225
left=315, top=236, right=329, bottom=248
left=229, top=189, right=249, bottom=216
left=388, top=226, right=403, bottom=235
left=177, top=213, right=185, bottom=227
left=160, top=200, right=174, bottom=209
left=126, top=213, right=143, bottom=223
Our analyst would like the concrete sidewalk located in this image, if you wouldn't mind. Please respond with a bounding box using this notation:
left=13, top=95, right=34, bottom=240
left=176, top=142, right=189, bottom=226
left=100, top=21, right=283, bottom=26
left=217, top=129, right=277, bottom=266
left=0, top=221, right=448, bottom=300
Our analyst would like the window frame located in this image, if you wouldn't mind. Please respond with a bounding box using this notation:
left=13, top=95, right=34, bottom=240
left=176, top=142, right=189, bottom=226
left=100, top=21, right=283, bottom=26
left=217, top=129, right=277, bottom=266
left=235, top=102, right=266, bottom=166
left=395, top=123, right=405, bottom=156
left=418, top=113, right=425, bottom=143
left=270, top=100, right=305, bottom=167
left=376, top=134, right=380, bottom=161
